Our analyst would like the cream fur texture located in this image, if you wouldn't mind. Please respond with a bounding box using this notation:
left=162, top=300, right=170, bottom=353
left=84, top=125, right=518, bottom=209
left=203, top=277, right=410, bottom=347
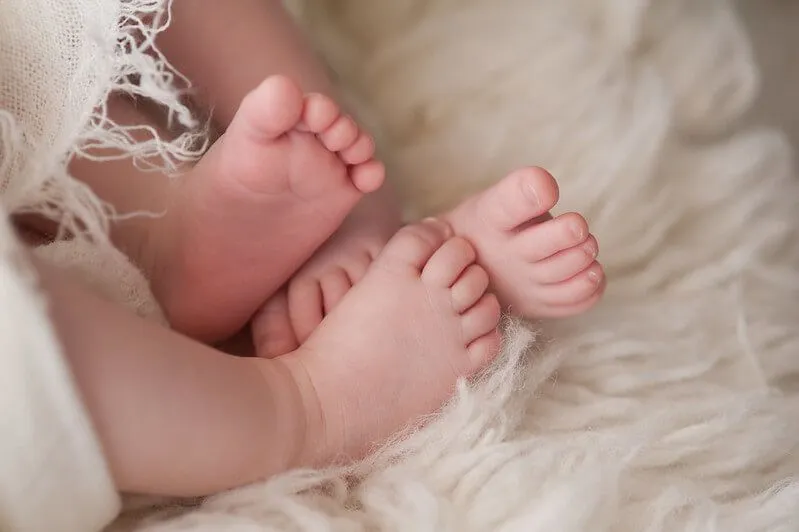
left=108, top=0, right=799, bottom=530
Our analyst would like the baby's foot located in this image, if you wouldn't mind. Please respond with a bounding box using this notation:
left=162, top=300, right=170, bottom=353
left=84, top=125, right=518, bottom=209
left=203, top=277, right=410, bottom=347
left=252, top=212, right=398, bottom=357
left=150, top=76, right=385, bottom=342
left=272, top=220, right=501, bottom=461
left=446, top=167, right=605, bottom=318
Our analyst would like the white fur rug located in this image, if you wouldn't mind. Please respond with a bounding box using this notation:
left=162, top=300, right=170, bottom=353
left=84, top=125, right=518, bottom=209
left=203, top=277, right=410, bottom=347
left=105, top=0, right=799, bottom=530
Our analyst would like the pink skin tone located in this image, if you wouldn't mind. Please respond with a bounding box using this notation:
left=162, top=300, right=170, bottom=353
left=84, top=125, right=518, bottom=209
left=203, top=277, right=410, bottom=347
left=146, top=77, right=387, bottom=342
left=72, top=77, right=602, bottom=356
left=9, top=0, right=607, bottom=499
left=67, top=77, right=386, bottom=346
left=255, top=165, right=605, bottom=355
left=37, top=218, right=499, bottom=497
left=8, top=0, right=605, bottom=500
left=38, top=72, right=502, bottom=496
left=148, top=1, right=605, bottom=349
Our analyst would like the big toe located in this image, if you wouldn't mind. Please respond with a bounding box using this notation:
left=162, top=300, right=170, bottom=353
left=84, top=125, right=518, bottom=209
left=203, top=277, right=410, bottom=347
left=478, top=167, right=560, bottom=231
left=379, top=219, right=454, bottom=271
left=234, top=75, right=304, bottom=141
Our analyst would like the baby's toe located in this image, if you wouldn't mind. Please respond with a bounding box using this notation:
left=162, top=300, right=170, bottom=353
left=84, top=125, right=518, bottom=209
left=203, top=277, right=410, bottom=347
left=533, top=278, right=606, bottom=318
left=478, top=167, right=559, bottom=231
left=343, top=252, right=372, bottom=286
left=421, top=237, right=476, bottom=287
left=319, top=115, right=359, bottom=152
left=517, top=212, right=589, bottom=262
left=460, top=293, right=501, bottom=345
left=530, top=234, right=598, bottom=284
left=450, top=264, right=490, bottom=313
left=235, top=76, right=304, bottom=141
left=301, top=93, right=340, bottom=133
left=339, top=132, right=376, bottom=165
left=466, top=330, right=502, bottom=374
left=533, top=261, right=604, bottom=307
left=288, top=278, right=325, bottom=343
left=252, top=289, right=299, bottom=359
left=321, top=268, right=353, bottom=314
left=379, top=219, right=452, bottom=272
left=349, top=159, right=386, bottom=193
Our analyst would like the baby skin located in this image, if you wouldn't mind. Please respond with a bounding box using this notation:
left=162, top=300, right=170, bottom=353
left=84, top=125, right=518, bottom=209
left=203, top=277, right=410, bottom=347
left=212, top=79, right=606, bottom=355
left=104, top=76, right=386, bottom=342
left=42, top=219, right=499, bottom=496
left=92, top=75, right=602, bottom=351
left=100, top=0, right=602, bottom=348
left=256, top=165, right=604, bottom=355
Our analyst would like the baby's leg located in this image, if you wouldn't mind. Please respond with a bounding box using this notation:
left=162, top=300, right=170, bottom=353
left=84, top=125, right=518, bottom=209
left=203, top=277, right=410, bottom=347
left=258, top=220, right=502, bottom=459
left=71, top=79, right=381, bottom=342
left=36, top=219, right=500, bottom=495
left=157, top=0, right=333, bottom=128
left=35, top=256, right=312, bottom=496
left=159, top=0, right=404, bottom=346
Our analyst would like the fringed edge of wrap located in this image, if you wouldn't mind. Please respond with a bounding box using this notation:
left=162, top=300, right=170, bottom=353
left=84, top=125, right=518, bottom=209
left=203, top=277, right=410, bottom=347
left=1, top=0, right=205, bottom=244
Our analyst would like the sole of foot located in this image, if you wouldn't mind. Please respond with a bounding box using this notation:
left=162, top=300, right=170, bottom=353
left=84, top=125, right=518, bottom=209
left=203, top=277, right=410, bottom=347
left=151, top=75, right=386, bottom=342
left=276, top=219, right=502, bottom=462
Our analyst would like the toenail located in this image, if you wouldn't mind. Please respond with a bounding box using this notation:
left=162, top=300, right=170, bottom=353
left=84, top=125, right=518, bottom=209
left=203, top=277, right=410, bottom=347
left=522, top=178, right=540, bottom=206
left=571, top=224, right=585, bottom=240
left=587, top=268, right=602, bottom=284
left=583, top=241, right=597, bottom=258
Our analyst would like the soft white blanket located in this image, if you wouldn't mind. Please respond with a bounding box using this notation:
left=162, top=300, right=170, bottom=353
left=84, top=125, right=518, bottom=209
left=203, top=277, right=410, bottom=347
left=6, top=0, right=799, bottom=530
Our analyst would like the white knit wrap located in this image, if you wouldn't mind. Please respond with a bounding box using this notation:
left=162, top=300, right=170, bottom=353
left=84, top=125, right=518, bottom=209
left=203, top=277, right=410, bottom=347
left=0, top=0, right=200, bottom=241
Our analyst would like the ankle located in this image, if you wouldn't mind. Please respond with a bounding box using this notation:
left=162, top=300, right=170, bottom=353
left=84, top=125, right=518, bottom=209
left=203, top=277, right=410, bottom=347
left=271, top=350, right=333, bottom=469
left=123, top=197, right=182, bottom=317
